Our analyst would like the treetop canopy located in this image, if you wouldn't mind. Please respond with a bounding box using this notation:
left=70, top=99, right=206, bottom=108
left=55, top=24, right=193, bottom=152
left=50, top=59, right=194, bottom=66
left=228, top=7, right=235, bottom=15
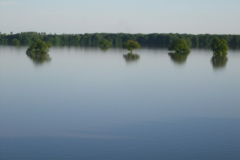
left=26, top=39, right=52, bottom=56
left=211, top=38, right=228, bottom=57
left=124, top=40, right=140, bottom=53
left=168, top=38, right=190, bottom=53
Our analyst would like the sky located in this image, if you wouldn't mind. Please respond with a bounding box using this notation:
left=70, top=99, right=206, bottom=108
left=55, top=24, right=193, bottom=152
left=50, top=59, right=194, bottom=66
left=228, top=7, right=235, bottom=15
left=0, top=0, right=240, bottom=35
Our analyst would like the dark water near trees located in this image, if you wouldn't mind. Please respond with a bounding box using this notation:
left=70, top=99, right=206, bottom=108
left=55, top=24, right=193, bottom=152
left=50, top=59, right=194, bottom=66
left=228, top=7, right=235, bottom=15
left=0, top=46, right=240, bottom=160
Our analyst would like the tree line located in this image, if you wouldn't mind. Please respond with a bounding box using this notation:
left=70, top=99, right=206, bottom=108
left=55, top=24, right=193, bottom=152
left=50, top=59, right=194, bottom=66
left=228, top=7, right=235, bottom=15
left=0, top=32, right=240, bottom=49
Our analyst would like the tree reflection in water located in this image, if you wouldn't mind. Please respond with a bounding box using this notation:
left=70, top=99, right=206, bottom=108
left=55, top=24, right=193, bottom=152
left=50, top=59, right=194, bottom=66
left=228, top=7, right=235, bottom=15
left=99, top=45, right=110, bottom=52
left=26, top=53, right=51, bottom=65
left=211, top=55, right=228, bottom=69
left=123, top=53, right=140, bottom=63
left=168, top=52, right=189, bottom=65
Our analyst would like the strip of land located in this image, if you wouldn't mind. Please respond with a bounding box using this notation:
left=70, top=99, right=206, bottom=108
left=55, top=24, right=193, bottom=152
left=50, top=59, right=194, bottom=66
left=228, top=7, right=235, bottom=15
left=1, top=32, right=239, bottom=49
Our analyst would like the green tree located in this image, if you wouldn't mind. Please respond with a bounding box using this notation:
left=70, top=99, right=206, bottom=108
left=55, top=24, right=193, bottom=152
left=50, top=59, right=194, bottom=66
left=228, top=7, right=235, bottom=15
left=99, top=39, right=112, bottom=50
left=211, top=38, right=229, bottom=56
left=12, top=38, right=20, bottom=46
left=26, top=39, right=52, bottom=65
left=124, top=40, right=140, bottom=53
left=26, top=39, right=52, bottom=56
left=168, top=38, right=190, bottom=53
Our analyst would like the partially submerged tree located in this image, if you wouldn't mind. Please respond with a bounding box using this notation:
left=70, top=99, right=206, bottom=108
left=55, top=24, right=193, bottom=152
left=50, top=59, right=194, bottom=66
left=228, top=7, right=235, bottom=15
left=26, top=39, right=52, bottom=65
left=26, top=39, right=52, bottom=57
left=168, top=38, right=190, bottom=53
left=99, top=39, right=112, bottom=50
left=211, top=38, right=228, bottom=57
left=124, top=40, right=140, bottom=53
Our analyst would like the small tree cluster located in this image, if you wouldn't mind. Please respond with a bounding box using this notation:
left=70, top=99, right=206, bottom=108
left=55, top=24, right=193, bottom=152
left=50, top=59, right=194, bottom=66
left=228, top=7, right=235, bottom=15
left=211, top=38, right=228, bottom=57
left=26, top=39, right=52, bottom=57
left=99, top=39, right=112, bottom=50
left=124, top=40, right=140, bottom=53
left=168, top=39, right=190, bottom=53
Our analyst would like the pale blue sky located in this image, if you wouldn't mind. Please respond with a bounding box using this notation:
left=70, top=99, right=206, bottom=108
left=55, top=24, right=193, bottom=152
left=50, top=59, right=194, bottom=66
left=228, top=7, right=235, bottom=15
left=0, top=0, right=239, bottom=34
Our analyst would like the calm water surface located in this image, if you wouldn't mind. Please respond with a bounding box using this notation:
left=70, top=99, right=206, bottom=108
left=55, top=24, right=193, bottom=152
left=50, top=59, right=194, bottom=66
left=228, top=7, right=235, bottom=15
left=0, top=46, right=240, bottom=159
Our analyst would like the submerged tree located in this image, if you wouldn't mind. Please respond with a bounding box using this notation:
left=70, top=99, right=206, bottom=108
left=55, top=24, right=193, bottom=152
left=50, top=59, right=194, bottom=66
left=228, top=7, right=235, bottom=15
left=168, top=38, right=190, bottom=53
left=26, top=39, right=52, bottom=56
left=124, top=40, right=140, bottom=53
left=99, top=39, right=112, bottom=50
left=211, top=38, right=228, bottom=57
left=26, top=39, right=52, bottom=65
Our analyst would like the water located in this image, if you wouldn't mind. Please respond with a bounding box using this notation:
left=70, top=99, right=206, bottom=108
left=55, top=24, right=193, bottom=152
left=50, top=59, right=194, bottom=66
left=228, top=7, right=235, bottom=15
left=0, top=46, right=240, bottom=159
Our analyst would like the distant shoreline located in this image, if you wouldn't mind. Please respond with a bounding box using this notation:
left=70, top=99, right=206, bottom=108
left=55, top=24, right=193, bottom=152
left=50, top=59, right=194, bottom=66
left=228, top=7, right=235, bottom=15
left=1, top=32, right=240, bottom=49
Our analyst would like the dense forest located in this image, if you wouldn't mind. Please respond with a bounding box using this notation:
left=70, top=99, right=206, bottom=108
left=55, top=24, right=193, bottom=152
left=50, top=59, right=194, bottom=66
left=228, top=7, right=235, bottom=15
left=0, top=32, right=240, bottom=49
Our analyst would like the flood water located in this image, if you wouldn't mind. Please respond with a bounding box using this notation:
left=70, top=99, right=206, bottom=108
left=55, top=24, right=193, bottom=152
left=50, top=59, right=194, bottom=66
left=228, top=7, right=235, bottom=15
left=0, top=46, right=240, bottom=159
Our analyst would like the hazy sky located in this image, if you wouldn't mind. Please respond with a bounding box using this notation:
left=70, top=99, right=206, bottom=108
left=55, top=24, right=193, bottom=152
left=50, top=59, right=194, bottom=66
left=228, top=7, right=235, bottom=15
left=0, top=0, right=239, bottom=34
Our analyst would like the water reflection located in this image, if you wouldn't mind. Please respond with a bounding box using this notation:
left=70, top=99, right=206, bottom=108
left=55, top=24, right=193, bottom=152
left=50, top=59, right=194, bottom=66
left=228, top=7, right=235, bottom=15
left=123, top=53, right=140, bottom=63
left=211, top=55, right=228, bottom=69
left=26, top=53, right=51, bottom=65
left=1, top=46, right=240, bottom=159
left=168, top=52, right=189, bottom=65
left=99, top=46, right=109, bottom=51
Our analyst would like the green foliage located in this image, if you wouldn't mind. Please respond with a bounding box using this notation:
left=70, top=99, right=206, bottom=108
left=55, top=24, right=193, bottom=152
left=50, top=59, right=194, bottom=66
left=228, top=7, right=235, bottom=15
left=0, top=38, right=8, bottom=45
left=124, top=40, right=140, bottom=53
left=99, top=39, right=112, bottom=50
left=168, top=39, right=190, bottom=53
left=26, top=39, right=52, bottom=57
left=1, top=32, right=240, bottom=49
left=26, top=39, right=52, bottom=65
left=53, top=36, right=60, bottom=45
left=211, top=38, right=229, bottom=57
left=24, top=38, right=31, bottom=45
left=12, top=38, right=20, bottom=46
